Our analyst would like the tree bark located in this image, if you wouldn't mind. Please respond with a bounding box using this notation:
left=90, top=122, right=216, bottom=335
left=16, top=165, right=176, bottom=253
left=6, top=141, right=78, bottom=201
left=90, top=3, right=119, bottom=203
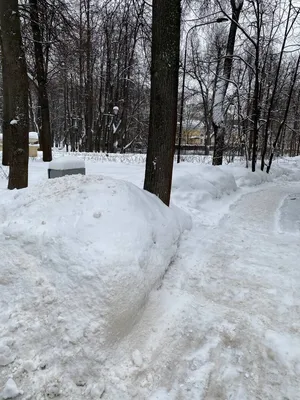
left=212, top=0, right=243, bottom=166
left=29, top=0, right=52, bottom=161
left=85, top=0, right=93, bottom=152
left=0, top=49, right=11, bottom=166
left=0, top=0, right=29, bottom=189
left=251, top=44, right=260, bottom=172
left=143, top=0, right=181, bottom=206
left=213, top=124, right=225, bottom=165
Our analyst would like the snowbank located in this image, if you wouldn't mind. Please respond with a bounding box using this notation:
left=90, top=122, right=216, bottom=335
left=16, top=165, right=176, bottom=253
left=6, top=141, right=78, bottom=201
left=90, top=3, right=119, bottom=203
left=223, top=160, right=300, bottom=187
left=172, top=165, right=237, bottom=214
left=225, top=165, right=273, bottom=187
left=170, top=158, right=300, bottom=220
left=0, top=175, right=191, bottom=399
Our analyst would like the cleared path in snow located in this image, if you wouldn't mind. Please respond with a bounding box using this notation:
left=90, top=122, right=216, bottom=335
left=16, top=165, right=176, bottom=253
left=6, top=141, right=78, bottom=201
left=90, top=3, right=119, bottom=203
left=105, top=182, right=300, bottom=400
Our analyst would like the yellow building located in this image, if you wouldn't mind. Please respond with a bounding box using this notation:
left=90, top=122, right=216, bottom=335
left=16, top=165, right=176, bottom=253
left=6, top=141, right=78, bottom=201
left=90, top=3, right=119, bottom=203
left=0, top=132, right=39, bottom=157
left=177, top=122, right=214, bottom=147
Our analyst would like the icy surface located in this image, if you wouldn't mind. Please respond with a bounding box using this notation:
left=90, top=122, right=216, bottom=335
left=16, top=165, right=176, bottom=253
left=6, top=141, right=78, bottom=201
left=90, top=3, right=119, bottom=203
left=49, top=156, right=85, bottom=170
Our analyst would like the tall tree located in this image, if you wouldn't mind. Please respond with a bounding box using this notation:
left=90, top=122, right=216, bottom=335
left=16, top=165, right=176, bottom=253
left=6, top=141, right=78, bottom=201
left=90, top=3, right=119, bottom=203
left=84, top=0, right=93, bottom=152
left=143, top=0, right=181, bottom=206
left=260, top=0, right=300, bottom=171
left=1, top=48, right=11, bottom=166
left=29, top=0, right=52, bottom=161
left=0, top=0, right=29, bottom=189
left=266, top=54, right=300, bottom=173
left=212, top=0, right=243, bottom=165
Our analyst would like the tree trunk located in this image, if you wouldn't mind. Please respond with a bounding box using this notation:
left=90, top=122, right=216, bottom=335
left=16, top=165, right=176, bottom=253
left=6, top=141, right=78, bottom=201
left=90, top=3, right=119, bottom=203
left=0, top=50, right=11, bottom=166
left=143, top=0, right=181, bottom=206
left=85, top=0, right=93, bottom=152
left=251, top=53, right=260, bottom=172
left=212, top=0, right=244, bottom=165
left=0, top=0, right=29, bottom=189
left=29, top=0, right=52, bottom=161
left=213, top=124, right=225, bottom=165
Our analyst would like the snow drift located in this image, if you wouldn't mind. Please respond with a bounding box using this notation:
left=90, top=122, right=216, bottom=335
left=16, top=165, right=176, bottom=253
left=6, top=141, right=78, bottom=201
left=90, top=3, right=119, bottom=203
left=170, top=158, right=300, bottom=219
left=0, top=175, right=190, bottom=399
left=172, top=164, right=237, bottom=213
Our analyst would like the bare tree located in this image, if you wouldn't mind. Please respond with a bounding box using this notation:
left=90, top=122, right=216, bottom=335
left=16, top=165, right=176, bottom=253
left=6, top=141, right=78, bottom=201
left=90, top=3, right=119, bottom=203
left=0, top=0, right=29, bottom=189
left=266, top=54, right=300, bottom=172
left=212, top=0, right=243, bottom=165
left=29, top=0, right=52, bottom=161
left=260, top=0, right=300, bottom=171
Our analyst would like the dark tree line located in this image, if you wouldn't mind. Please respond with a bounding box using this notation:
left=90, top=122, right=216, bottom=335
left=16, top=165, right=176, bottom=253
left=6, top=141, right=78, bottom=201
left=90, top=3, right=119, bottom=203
left=38, top=0, right=151, bottom=154
left=0, top=0, right=180, bottom=204
left=1, top=0, right=300, bottom=202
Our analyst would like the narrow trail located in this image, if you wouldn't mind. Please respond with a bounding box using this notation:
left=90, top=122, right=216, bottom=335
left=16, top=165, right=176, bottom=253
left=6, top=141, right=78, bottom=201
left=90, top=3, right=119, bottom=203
left=106, top=182, right=300, bottom=400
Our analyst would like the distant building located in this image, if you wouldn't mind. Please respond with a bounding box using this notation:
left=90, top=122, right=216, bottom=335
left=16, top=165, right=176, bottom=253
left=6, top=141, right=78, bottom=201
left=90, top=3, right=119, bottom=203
left=176, top=120, right=214, bottom=147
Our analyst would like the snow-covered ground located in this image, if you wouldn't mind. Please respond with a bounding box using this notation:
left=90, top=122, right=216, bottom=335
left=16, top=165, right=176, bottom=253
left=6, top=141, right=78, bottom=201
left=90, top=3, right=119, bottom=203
left=0, top=154, right=300, bottom=399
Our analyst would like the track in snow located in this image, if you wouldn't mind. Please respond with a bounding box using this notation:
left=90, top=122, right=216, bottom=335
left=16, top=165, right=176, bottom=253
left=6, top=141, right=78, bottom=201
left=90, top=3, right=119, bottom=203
left=104, top=183, right=300, bottom=400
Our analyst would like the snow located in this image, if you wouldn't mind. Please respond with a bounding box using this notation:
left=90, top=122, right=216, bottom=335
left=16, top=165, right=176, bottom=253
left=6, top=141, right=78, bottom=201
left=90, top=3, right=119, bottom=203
left=0, top=378, right=21, bottom=399
left=28, top=132, right=39, bottom=141
left=9, top=120, right=18, bottom=126
left=277, top=193, right=300, bottom=233
left=265, top=330, right=300, bottom=367
left=48, top=156, right=85, bottom=170
left=0, top=171, right=191, bottom=399
left=172, top=164, right=237, bottom=223
left=0, top=152, right=300, bottom=399
left=0, top=345, right=15, bottom=367
left=0, top=132, right=38, bottom=143
left=0, top=175, right=190, bottom=344
left=132, top=349, right=143, bottom=367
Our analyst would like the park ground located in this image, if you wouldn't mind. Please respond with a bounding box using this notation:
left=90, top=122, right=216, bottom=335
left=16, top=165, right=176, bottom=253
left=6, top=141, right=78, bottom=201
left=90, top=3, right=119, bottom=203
left=0, top=153, right=299, bottom=399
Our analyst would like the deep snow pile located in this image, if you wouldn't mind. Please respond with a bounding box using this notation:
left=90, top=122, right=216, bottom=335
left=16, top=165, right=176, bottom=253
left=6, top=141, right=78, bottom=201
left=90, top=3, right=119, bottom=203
left=172, top=165, right=237, bottom=215
left=223, top=157, right=300, bottom=187
left=0, top=175, right=190, bottom=399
